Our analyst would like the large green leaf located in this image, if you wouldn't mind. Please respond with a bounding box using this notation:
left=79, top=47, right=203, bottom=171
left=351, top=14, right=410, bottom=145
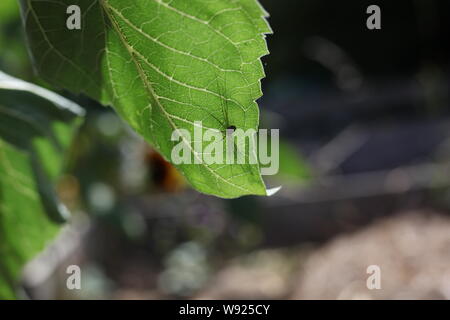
left=0, top=71, right=84, bottom=298
left=20, top=0, right=272, bottom=198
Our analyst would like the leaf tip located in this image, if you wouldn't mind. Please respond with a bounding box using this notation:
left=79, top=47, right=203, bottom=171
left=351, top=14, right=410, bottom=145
left=266, top=185, right=282, bottom=196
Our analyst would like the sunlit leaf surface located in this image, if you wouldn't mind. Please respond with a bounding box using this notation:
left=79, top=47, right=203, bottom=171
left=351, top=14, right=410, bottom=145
left=20, top=0, right=272, bottom=198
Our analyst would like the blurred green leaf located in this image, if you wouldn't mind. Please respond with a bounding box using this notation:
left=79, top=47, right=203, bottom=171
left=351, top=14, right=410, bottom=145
left=0, top=1, right=19, bottom=22
left=276, top=141, right=311, bottom=184
left=0, top=1, right=33, bottom=80
left=0, top=71, right=84, bottom=298
left=20, top=0, right=272, bottom=198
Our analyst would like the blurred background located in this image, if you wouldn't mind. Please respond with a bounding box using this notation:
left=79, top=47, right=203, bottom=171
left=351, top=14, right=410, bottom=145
left=2, top=0, right=450, bottom=299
